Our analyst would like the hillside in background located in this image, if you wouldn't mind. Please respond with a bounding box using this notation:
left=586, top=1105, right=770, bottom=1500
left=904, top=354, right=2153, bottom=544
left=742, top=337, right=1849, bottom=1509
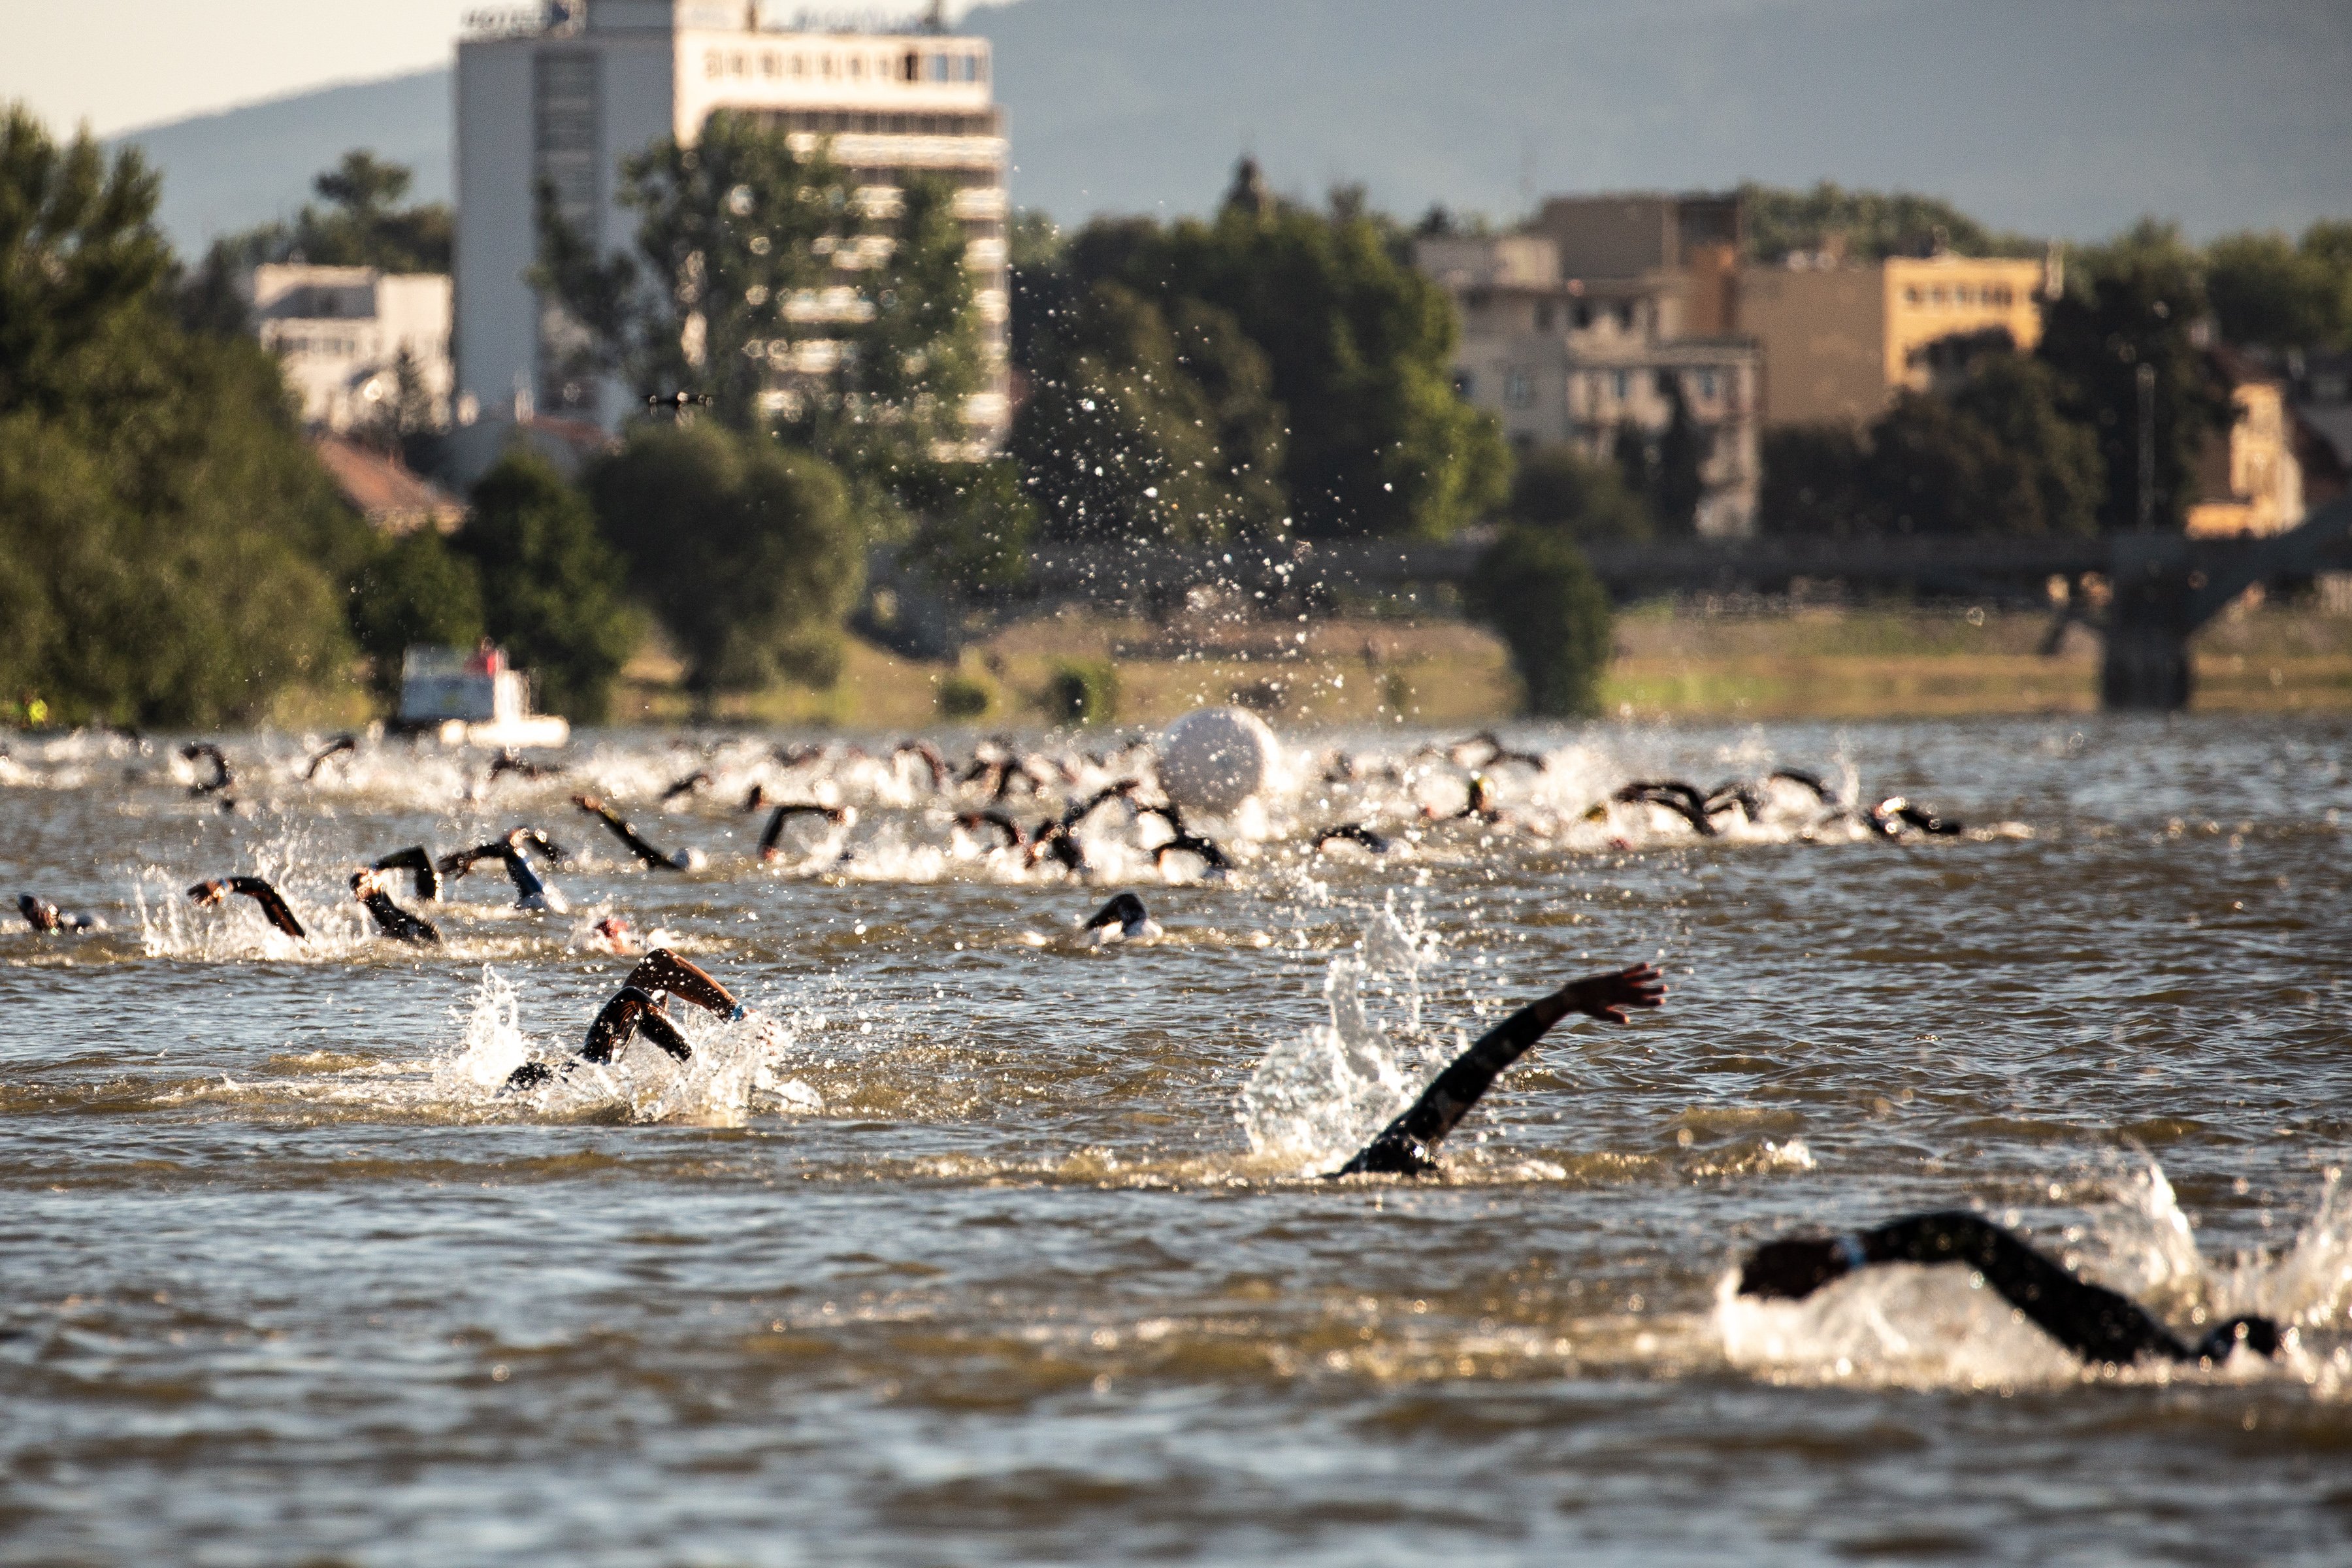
left=115, top=70, right=449, bottom=255
left=114, top=0, right=2351, bottom=256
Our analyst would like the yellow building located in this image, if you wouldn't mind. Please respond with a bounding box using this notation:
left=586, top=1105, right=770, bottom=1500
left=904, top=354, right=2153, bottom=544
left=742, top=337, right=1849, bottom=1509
left=1737, top=253, right=2052, bottom=427
left=2187, top=351, right=2304, bottom=537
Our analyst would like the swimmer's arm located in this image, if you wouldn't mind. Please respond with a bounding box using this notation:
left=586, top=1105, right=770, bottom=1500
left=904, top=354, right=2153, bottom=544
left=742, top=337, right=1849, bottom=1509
left=1336, top=963, right=1664, bottom=1175
left=625, top=949, right=743, bottom=1019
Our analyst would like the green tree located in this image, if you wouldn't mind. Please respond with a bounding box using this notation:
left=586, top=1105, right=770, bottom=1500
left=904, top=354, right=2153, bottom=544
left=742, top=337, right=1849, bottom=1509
left=2038, top=221, right=2232, bottom=532
left=1758, top=424, right=1870, bottom=538
left=192, top=150, right=453, bottom=309
left=534, top=110, right=857, bottom=429
left=1, top=104, right=361, bottom=725
left=1466, top=526, right=1613, bottom=717
left=1759, top=353, right=2101, bottom=539
left=585, top=422, right=862, bottom=702
left=1650, top=379, right=1707, bottom=536
left=1081, top=197, right=1509, bottom=540
left=1946, top=353, right=2104, bottom=537
left=1506, top=442, right=1651, bottom=545
left=1010, top=280, right=1286, bottom=544
left=2204, top=228, right=2350, bottom=351
left=348, top=529, right=484, bottom=702
left=453, top=451, right=638, bottom=721
left=1740, top=181, right=2040, bottom=263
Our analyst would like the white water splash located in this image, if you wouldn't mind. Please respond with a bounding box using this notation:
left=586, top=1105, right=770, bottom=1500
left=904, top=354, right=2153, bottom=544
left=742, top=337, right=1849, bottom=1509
left=1719, top=1154, right=2352, bottom=1390
left=432, top=966, right=827, bottom=1128
left=1238, top=901, right=1443, bottom=1171
left=432, top=966, right=535, bottom=1094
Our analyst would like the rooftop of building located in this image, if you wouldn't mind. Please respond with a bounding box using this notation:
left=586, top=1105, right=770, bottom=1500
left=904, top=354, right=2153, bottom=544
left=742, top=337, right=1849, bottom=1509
left=313, top=434, right=466, bottom=536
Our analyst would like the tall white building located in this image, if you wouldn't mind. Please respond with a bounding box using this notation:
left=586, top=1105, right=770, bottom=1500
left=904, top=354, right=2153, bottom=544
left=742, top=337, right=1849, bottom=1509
left=455, top=0, right=1008, bottom=435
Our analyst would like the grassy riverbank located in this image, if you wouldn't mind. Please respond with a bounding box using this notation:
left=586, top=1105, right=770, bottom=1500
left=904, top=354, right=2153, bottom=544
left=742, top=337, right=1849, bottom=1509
left=596, top=601, right=2352, bottom=730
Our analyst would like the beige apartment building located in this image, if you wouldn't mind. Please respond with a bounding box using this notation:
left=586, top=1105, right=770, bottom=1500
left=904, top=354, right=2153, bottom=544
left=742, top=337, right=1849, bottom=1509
left=1417, top=195, right=1761, bottom=536
left=2187, top=349, right=2306, bottom=538
left=1737, top=253, right=2053, bottom=427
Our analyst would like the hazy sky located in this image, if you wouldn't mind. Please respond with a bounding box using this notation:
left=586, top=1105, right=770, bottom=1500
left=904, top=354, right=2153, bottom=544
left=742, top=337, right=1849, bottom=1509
left=1, top=0, right=1005, bottom=137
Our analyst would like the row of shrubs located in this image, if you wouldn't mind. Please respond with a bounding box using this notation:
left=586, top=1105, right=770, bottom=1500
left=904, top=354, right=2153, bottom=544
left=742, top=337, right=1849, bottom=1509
left=936, top=660, right=1121, bottom=725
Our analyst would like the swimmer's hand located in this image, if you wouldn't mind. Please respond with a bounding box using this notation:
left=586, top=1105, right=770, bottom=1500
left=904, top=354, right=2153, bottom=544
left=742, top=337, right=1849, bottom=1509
left=1554, top=962, right=1665, bottom=1024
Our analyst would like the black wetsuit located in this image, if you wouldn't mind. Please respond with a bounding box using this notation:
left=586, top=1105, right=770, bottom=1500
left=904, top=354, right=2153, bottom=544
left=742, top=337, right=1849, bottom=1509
left=1741, top=1211, right=2280, bottom=1368
left=1335, top=994, right=1565, bottom=1176
left=186, top=877, right=306, bottom=938
left=352, top=874, right=441, bottom=945
left=575, top=794, right=694, bottom=870
left=503, top=950, right=740, bottom=1091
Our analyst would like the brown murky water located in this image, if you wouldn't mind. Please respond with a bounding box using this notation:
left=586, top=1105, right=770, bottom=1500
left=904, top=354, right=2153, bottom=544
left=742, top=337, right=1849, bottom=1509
left=2, top=716, right=2347, bottom=1563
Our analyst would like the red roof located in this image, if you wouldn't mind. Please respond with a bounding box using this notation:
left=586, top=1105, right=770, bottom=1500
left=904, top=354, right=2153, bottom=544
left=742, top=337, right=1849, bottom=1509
left=312, top=434, right=465, bottom=535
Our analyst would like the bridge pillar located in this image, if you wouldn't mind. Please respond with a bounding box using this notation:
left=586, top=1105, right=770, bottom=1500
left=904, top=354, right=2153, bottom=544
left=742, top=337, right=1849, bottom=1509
left=2100, top=533, right=2195, bottom=711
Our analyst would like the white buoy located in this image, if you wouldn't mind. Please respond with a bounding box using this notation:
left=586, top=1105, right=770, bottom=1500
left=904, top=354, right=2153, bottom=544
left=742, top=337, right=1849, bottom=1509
left=1156, top=706, right=1279, bottom=817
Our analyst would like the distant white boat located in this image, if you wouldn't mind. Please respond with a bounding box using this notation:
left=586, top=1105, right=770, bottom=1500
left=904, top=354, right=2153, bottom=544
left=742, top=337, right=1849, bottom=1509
left=395, top=645, right=570, bottom=749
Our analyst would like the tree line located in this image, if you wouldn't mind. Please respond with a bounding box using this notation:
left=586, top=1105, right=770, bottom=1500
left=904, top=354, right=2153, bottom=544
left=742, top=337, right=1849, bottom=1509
left=12, top=93, right=2349, bottom=731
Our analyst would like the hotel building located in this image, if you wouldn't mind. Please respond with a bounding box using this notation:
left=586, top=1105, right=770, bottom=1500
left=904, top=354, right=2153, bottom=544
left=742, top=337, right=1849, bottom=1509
left=454, top=0, right=1008, bottom=438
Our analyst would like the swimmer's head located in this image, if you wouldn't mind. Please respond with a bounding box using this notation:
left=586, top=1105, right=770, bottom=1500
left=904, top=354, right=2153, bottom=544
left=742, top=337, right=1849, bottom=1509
left=1737, top=1237, right=1852, bottom=1301
left=2195, top=1315, right=2282, bottom=1363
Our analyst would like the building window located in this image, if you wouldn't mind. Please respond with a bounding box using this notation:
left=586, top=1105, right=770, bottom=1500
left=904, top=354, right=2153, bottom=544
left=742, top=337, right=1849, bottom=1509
left=1904, top=286, right=1922, bottom=304
left=1616, top=303, right=1635, bottom=331
left=1504, top=368, right=1533, bottom=407
left=1697, top=370, right=1716, bottom=399
left=1574, top=301, right=1593, bottom=329
left=1535, top=301, right=1554, bottom=331
left=1454, top=372, right=1475, bottom=399
left=1613, top=370, right=1630, bottom=400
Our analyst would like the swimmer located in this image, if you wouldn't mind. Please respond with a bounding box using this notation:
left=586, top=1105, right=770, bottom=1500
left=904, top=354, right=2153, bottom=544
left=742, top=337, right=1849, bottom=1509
left=1080, top=890, right=1161, bottom=942
left=660, top=770, right=713, bottom=805
left=440, top=828, right=569, bottom=913
left=574, top=794, right=706, bottom=871
left=350, top=868, right=440, bottom=945
left=1429, top=774, right=1506, bottom=825
left=501, top=949, right=753, bottom=1091
left=1137, top=801, right=1231, bottom=876
left=186, top=876, right=306, bottom=939
left=18, top=894, right=104, bottom=933
left=1025, top=782, right=1142, bottom=875
left=890, top=740, right=951, bottom=792
left=587, top=915, right=639, bottom=955
left=1868, top=796, right=1964, bottom=838
left=1314, top=823, right=1395, bottom=855
left=1447, top=731, right=1548, bottom=774
left=1767, top=767, right=1839, bottom=804
left=370, top=845, right=444, bottom=902
left=955, top=809, right=1028, bottom=853
left=1736, top=1211, right=2281, bottom=1369
left=180, top=742, right=233, bottom=798
left=487, top=749, right=563, bottom=783
left=758, top=802, right=853, bottom=862
left=303, top=734, right=359, bottom=781
left=1611, top=780, right=1720, bottom=838
left=1333, top=961, right=1665, bottom=1176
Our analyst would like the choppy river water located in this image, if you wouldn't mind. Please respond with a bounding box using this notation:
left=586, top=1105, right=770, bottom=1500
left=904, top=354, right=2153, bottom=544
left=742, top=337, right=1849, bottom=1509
left=1, top=715, right=2348, bottom=1565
